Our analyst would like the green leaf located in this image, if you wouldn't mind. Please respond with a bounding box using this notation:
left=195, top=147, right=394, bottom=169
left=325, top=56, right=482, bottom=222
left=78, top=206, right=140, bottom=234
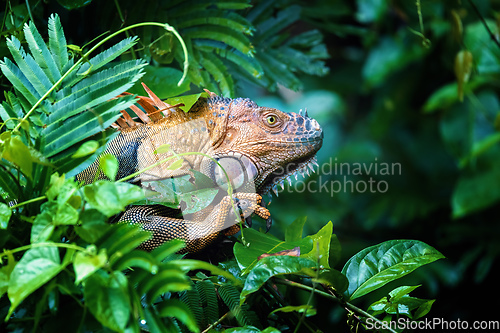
left=84, top=271, right=131, bottom=332
left=31, top=200, right=79, bottom=242
left=150, top=239, right=186, bottom=261
left=111, top=250, right=158, bottom=273
left=47, top=14, right=68, bottom=73
left=129, top=66, right=190, bottom=98
left=270, top=305, right=316, bottom=317
left=0, top=252, right=16, bottom=298
left=302, top=221, right=333, bottom=268
left=137, top=267, right=191, bottom=303
left=284, top=216, right=306, bottom=242
left=314, top=269, right=349, bottom=294
left=73, top=248, right=107, bottom=284
left=423, top=79, right=488, bottom=113
left=234, top=228, right=312, bottom=273
left=368, top=285, right=435, bottom=319
left=7, top=245, right=65, bottom=318
left=165, top=92, right=208, bottom=113
left=0, top=203, right=12, bottom=229
left=454, top=50, right=473, bottom=102
left=75, top=209, right=109, bottom=243
left=157, top=299, right=200, bottom=333
left=0, top=164, right=20, bottom=200
left=24, top=20, right=61, bottom=83
left=71, top=140, right=99, bottom=158
left=1, top=134, right=33, bottom=178
left=235, top=221, right=333, bottom=274
left=82, top=181, right=144, bottom=217
left=362, top=36, right=426, bottom=87
left=184, top=25, right=253, bottom=56
left=240, top=256, right=317, bottom=303
left=200, top=51, right=234, bottom=96
left=99, top=154, right=118, bottom=181
left=342, top=240, right=445, bottom=300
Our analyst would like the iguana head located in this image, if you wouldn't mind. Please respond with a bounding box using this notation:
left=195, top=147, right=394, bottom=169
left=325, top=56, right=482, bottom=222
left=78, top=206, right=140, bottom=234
left=204, top=95, right=323, bottom=196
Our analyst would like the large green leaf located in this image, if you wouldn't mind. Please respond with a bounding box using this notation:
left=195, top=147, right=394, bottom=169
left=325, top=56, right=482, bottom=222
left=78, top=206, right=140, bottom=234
left=157, top=299, right=200, bottom=333
left=82, top=181, right=144, bottom=217
left=84, top=271, right=131, bottom=332
left=7, top=245, right=66, bottom=318
left=240, top=256, right=318, bottom=303
left=342, top=240, right=445, bottom=300
left=234, top=221, right=334, bottom=274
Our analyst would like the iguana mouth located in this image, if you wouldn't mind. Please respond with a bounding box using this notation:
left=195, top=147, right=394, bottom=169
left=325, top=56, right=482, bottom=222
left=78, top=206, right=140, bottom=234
left=261, top=154, right=320, bottom=197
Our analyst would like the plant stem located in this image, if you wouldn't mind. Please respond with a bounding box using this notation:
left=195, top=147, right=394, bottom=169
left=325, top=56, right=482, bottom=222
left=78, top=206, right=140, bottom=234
left=113, top=0, right=137, bottom=59
left=9, top=195, right=46, bottom=209
left=201, top=311, right=230, bottom=333
left=276, top=279, right=398, bottom=333
left=1, top=241, right=88, bottom=258
left=467, top=0, right=500, bottom=49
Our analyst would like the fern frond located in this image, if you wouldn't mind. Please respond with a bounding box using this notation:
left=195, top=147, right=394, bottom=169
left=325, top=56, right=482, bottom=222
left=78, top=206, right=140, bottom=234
left=180, top=281, right=204, bottom=328
left=76, top=36, right=140, bottom=77
left=219, top=284, right=260, bottom=327
left=48, top=14, right=69, bottom=73
left=0, top=164, right=21, bottom=201
left=43, top=94, right=137, bottom=158
left=183, top=26, right=253, bottom=56
left=200, top=51, right=234, bottom=96
left=2, top=40, right=47, bottom=105
left=24, top=21, right=61, bottom=82
left=1, top=14, right=146, bottom=176
left=196, top=280, right=218, bottom=325
left=213, top=0, right=252, bottom=10
left=176, top=10, right=253, bottom=35
left=48, top=60, right=146, bottom=123
left=215, top=48, right=263, bottom=79
left=54, top=129, right=118, bottom=177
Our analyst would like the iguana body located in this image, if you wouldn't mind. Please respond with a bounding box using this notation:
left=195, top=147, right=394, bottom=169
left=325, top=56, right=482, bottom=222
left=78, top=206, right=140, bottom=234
left=77, top=87, right=323, bottom=252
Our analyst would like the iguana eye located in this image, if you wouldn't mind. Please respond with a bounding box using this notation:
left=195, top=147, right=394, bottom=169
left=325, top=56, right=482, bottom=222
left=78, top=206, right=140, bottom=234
left=266, top=115, right=278, bottom=126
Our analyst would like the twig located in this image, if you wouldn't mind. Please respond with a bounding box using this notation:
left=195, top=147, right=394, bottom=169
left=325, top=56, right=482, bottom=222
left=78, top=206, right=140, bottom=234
left=276, top=279, right=398, bottom=333
left=201, top=311, right=230, bottom=333
left=467, top=0, right=500, bottom=49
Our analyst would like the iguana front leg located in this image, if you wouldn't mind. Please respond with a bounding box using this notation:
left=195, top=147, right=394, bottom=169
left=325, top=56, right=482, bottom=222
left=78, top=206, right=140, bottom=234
left=120, top=193, right=270, bottom=252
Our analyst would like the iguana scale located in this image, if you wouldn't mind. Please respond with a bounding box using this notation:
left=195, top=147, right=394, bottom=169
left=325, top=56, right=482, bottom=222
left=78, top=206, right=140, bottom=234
left=76, top=85, right=323, bottom=252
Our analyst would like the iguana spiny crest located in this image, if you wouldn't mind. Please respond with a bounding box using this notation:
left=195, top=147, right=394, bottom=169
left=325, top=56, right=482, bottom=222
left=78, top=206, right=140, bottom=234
left=77, top=86, right=323, bottom=252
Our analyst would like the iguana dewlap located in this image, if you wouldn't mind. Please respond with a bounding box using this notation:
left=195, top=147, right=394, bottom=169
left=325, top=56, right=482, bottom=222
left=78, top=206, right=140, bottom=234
left=76, top=87, right=323, bottom=252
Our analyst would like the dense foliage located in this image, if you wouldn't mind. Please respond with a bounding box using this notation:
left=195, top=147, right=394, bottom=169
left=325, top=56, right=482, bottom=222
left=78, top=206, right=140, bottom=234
left=0, top=0, right=497, bottom=332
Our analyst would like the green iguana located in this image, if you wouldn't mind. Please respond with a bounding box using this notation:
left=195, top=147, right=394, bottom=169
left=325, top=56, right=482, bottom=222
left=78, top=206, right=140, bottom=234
left=76, top=84, right=323, bottom=252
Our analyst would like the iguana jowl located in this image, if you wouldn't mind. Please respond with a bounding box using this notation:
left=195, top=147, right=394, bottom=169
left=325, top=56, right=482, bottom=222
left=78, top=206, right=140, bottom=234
left=77, top=86, right=323, bottom=252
